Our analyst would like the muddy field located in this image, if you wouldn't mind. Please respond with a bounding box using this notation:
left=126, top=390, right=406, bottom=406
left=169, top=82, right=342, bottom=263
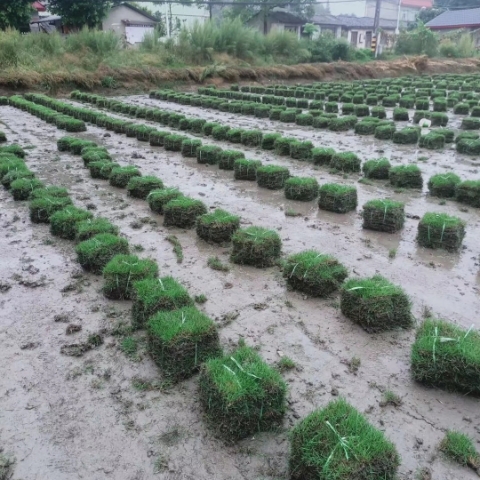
left=1, top=92, right=479, bottom=480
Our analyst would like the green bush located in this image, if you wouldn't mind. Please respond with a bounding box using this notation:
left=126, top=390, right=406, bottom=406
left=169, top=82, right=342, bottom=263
left=109, top=166, right=141, bottom=188
left=196, top=208, right=240, bottom=243
left=289, top=398, right=400, bottom=480
left=50, top=206, right=93, bottom=240
left=231, top=226, right=281, bottom=267
left=362, top=199, right=405, bottom=233
left=164, top=196, right=207, bottom=228
left=234, top=159, right=261, bottom=180
left=76, top=217, right=119, bottom=242
left=456, top=180, right=480, bottom=207
left=197, top=145, right=222, bottom=165
left=181, top=139, right=202, bottom=158
left=330, top=152, right=361, bottom=173
left=341, top=275, right=412, bottom=332
left=417, top=212, right=466, bottom=251
left=311, top=147, right=335, bottom=166
left=29, top=195, right=73, bottom=223
left=284, top=177, right=319, bottom=201
left=318, top=184, right=357, bottom=213
left=256, top=165, right=290, bottom=190
left=127, top=176, right=163, bottom=199
left=362, top=158, right=391, bottom=179
left=199, top=345, right=286, bottom=440
left=219, top=150, right=245, bottom=170
left=428, top=173, right=461, bottom=198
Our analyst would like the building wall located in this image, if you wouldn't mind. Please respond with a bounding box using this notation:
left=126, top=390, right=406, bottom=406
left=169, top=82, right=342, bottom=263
left=140, top=2, right=209, bottom=28
left=102, top=5, right=152, bottom=35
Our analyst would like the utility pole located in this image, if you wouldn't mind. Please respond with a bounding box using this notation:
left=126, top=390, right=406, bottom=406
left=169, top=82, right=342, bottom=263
left=373, top=0, right=381, bottom=58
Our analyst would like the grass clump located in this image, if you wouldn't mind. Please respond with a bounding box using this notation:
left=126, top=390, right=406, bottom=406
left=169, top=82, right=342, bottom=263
left=374, top=124, right=396, bottom=140
left=57, top=136, right=77, bottom=152
left=207, top=256, right=230, bottom=272
left=103, top=254, right=158, bottom=300
left=76, top=233, right=129, bottom=274
left=256, top=165, right=290, bottom=190
left=164, top=196, right=207, bottom=229
left=82, top=148, right=111, bottom=167
left=50, top=206, right=93, bottom=240
left=284, top=177, right=319, bottom=201
left=199, top=345, right=286, bottom=441
left=284, top=250, right=348, bottom=297
left=289, top=140, right=314, bottom=161
left=219, top=150, right=244, bottom=170
left=362, top=199, right=405, bottom=233
left=1, top=169, right=34, bottom=189
left=76, top=217, right=119, bottom=241
left=196, top=208, right=240, bottom=243
left=318, top=184, right=357, bottom=213
left=393, top=107, right=409, bottom=121
left=417, top=212, right=466, bottom=251
left=181, top=139, right=202, bottom=157
left=411, top=318, right=480, bottom=394
left=278, top=356, right=296, bottom=371
left=274, top=137, right=296, bottom=156
left=226, top=128, right=245, bottom=143
left=261, top=133, right=281, bottom=150
left=311, top=147, right=335, bottom=166
left=0, top=144, right=25, bottom=158
left=389, top=165, right=423, bottom=188
left=289, top=398, right=400, bottom=480
left=166, top=235, right=183, bottom=263
left=10, top=178, right=44, bottom=201
left=131, top=276, right=193, bottom=329
left=109, top=166, right=141, bottom=188
left=149, top=130, right=170, bottom=147
left=127, top=176, right=163, bottom=200
left=148, top=187, right=182, bottom=214
left=147, top=307, right=221, bottom=381
left=440, top=431, right=480, bottom=470
left=428, top=173, right=461, bottom=198
left=456, top=180, right=480, bottom=207
left=165, top=134, right=188, bottom=151
left=362, top=158, right=391, bottom=179
left=212, top=125, right=230, bottom=141
left=330, top=152, right=361, bottom=173
left=197, top=145, right=222, bottom=165
left=241, top=130, right=263, bottom=147
left=419, top=133, right=445, bottom=150
left=341, top=275, right=412, bottom=332
left=393, top=127, right=420, bottom=144
left=231, top=226, right=281, bottom=268
left=89, top=161, right=119, bottom=179
left=461, top=117, right=480, bottom=130
left=29, top=194, right=73, bottom=223
left=234, top=159, right=262, bottom=181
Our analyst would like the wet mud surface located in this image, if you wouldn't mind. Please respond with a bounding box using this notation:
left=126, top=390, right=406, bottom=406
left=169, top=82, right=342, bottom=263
left=0, top=98, right=479, bottom=480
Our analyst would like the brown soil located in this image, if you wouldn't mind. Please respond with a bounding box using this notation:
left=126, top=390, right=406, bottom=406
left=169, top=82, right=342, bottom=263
left=0, top=98, right=480, bottom=480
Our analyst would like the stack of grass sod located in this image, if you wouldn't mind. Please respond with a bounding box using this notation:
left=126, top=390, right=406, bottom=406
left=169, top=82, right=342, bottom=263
left=29, top=189, right=74, bottom=224
left=417, top=212, right=466, bottom=251
left=455, top=180, right=480, bottom=207
left=284, top=177, right=319, bottom=201
left=163, top=196, right=207, bottom=228
left=428, top=173, right=461, bottom=198
left=461, top=117, right=480, bottom=130
left=109, top=166, right=142, bottom=188
left=289, top=398, right=400, bottom=480
left=354, top=118, right=380, bottom=135
left=261, top=133, right=281, bottom=150
left=181, top=139, right=202, bottom=158
left=389, top=165, right=423, bottom=189
left=456, top=137, right=480, bottom=155
left=340, top=275, right=412, bottom=332
left=234, top=159, right=262, bottom=180
left=197, top=145, right=222, bottom=165
left=50, top=206, right=94, bottom=240
left=196, top=208, right=240, bottom=243
left=199, top=344, right=287, bottom=440
left=392, top=127, right=420, bottom=145
left=148, top=187, right=182, bottom=214
left=289, top=140, right=313, bottom=161
left=311, top=147, right=335, bottom=166
left=330, top=152, right=361, bottom=173
left=374, top=123, right=396, bottom=140
left=126, top=176, right=163, bottom=200
left=439, top=430, right=480, bottom=473
left=318, top=183, right=357, bottom=213
left=411, top=318, right=480, bottom=394
left=231, top=226, right=281, bottom=268
left=147, top=306, right=222, bottom=382
left=362, top=199, right=405, bottom=233
left=76, top=217, right=119, bottom=241
left=256, top=165, right=290, bottom=190
left=283, top=250, right=348, bottom=297
left=10, top=177, right=45, bottom=201
left=362, top=158, right=391, bottom=180
left=419, top=132, right=445, bottom=150
left=102, top=254, right=158, bottom=299
left=218, top=150, right=245, bottom=170
left=131, top=276, right=193, bottom=329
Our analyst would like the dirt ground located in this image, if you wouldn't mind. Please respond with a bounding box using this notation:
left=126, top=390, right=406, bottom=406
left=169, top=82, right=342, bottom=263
left=0, top=95, right=479, bottom=480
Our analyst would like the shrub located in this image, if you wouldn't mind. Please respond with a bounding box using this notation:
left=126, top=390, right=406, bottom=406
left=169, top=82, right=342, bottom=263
left=419, top=132, right=445, bottom=150
left=241, top=130, right=263, bottom=147
left=149, top=130, right=170, bottom=147
left=289, top=140, right=313, bottom=160
left=456, top=180, right=480, bottom=207
left=461, top=117, right=480, bottom=130
left=411, top=318, right=480, bottom=394
left=392, top=127, right=420, bottom=144
left=127, top=176, right=163, bottom=200
left=256, top=165, right=290, bottom=190
left=234, top=159, right=261, bottom=180
left=440, top=431, right=480, bottom=470
left=284, top=250, right=347, bottom=296
left=10, top=178, right=44, bottom=201
left=29, top=195, right=73, bottom=223
left=131, top=276, right=193, bottom=329
left=454, top=103, right=470, bottom=114
left=212, top=125, right=230, bottom=140
left=375, top=124, right=396, bottom=140
left=362, top=199, right=405, bottom=233
left=417, top=212, right=466, bottom=251
left=389, top=165, right=423, bottom=188
left=330, top=152, right=361, bottom=173
left=261, top=133, right=281, bottom=150
left=362, top=158, right=391, bottom=179
left=147, top=306, right=221, bottom=381
left=318, top=184, right=357, bottom=213
left=219, top=150, right=245, bottom=170
left=181, top=139, right=202, bottom=157
left=164, top=196, right=207, bottom=228
left=76, top=233, right=129, bottom=274
left=196, top=208, right=240, bottom=243
left=103, top=254, right=158, bottom=300
left=50, top=206, right=93, bottom=240
left=109, top=166, right=141, bottom=188
left=89, top=161, right=119, bottom=179
left=197, top=145, right=222, bottom=165
left=428, top=173, right=461, bottom=198
left=284, top=177, right=319, bottom=201
left=273, top=137, right=296, bottom=156
left=289, top=398, right=400, bottom=480
left=199, top=345, right=286, bottom=440
left=341, top=275, right=412, bottom=332
left=393, top=107, right=409, bottom=121
left=226, top=128, right=244, bottom=143
left=76, top=217, right=119, bottom=242
left=311, top=147, right=335, bottom=166
left=231, top=226, right=281, bottom=267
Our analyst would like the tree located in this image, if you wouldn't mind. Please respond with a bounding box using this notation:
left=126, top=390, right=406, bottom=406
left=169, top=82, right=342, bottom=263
left=436, top=0, right=480, bottom=7
left=48, top=0, right=112, bottom=29
left=0, top=0, right=33, bottom=32
left=415, top=7, right=446, bottom=25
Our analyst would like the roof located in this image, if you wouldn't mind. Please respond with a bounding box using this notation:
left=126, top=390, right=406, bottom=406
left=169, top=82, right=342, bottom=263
left=114, top=2, right=159, bottom=23
left=312, top=14, right=398, bottom=29
left=268, top=10, right=305, bottom=25
left=122, top=19, right=156, bottom=26
left=401, top=0, right=432, bottom=8
left=32, top=1, right=46, bottom=11
left=426, top=7, right=480, bottom=29
left=30, top=15, right=62, bottom=24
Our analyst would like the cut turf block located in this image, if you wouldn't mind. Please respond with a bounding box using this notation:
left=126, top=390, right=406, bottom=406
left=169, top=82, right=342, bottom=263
left=199, top=345, right=286, bottom=441
left=30, top=186, right=69, bottom=200
left=164, top=196, right=208, bottom=228
left=289, top=141, right=313, bottom=161
left=241, top=130, right=263, bottom=147
left=354, top=119, right=379, bottom=135
left=197, top=145, right=222, bottom=165
left=219, top=150, right=245, bottom=170
left=284, top=250, right=348, bottom=297
left=374, top=124, right=396, bottom=140
left=318, top=184, right=357, bottom=213
left=330, top=152, right=361, bottom=173
left=417, top=212, right=466, bottom=251
left=455, top=180, right=480, bottom=207
left=50, top=206, right=94, bottom=240
left=76, top=217, right=119, bottom=242
left=274, top=137, right=296, bottom=156
left=454, top=103, right=470, bottom=115
left=428, top=173, right=461, bottom=198
left=392, top=127, right=420, bottom=144
left=440, top=430, right=480, bottom=470
left=165, top=134, right=188, bottom=151
left=149, top=131, right=170, bottom=147
left=389, top=165, right=423, bottom=188
left=296, top=114, right=313, bottom=126
left=461, top=117, right=480, bottom=130
left=362, top=158, right=391, bottom=179
left=311, top=147, right=335, bottom=166
left=226, top=128, right=244, bottom=144
left=103, top=254, right=158, bottom=299
left=148, top=188, right=182, bottom=214
left=256, top=165, right=290, bottom=190
left=371, top=106, right=387, bottom=118
left=10, top=178, right=44, bottom=201
left=430, top=112, right=449, bottom=127
left=131, top=276, right=193, bottom=329
left=82, top=149, right=111, bottom=167
left=127, top=176, right=164, bottom=200
left=57, top=136, right=78, bottom=152
left=419, top=133, right=445, bottom=150
left=212, top=125, right=230, bottom=140
left=147, top=306, right=221, bottom=381
left=29, top=195, right=73, bottom=223
left=181, top=139, right=202, bottom=158
left=109, top=166, right=141, bottom=188
left=362, top=199, right=405, bottom=233
left=341, top=275, right=412, bottom=332
left=434, top=128, right=454, bottom=143
left=1, top=169, right=34, bottom=189
left=393, top=107, right=409, bottom=121
left=411, top=318, right=480, bottom=394
left=196, top=208, right=240, bottom=243
left=234, top=159, right=261, bottom=180
left=261, top=133, right=281, bottom=150
left=289, top=398, right=400, bottom=480
left=284, top=177, right=319, bottom=201
left=70, top=140, right=97, bottom=155
left=89, top=161, right=119, bottom=180
left=231, top=226, right=281, bottom=267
